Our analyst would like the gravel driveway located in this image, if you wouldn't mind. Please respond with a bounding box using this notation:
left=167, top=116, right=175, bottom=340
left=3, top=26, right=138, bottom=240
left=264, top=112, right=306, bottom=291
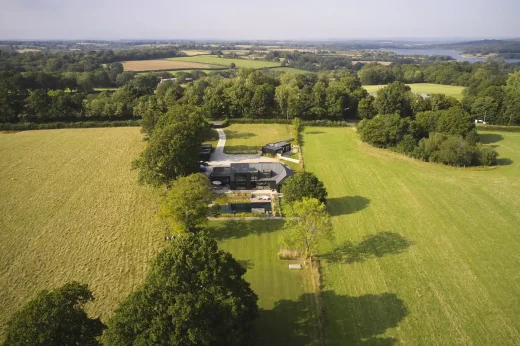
left=208, top=129, right=277, bottom=166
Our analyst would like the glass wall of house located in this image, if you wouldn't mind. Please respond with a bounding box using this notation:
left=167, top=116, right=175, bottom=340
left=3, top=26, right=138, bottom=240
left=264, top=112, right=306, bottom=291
left=235, top=174, right=247, bottom=189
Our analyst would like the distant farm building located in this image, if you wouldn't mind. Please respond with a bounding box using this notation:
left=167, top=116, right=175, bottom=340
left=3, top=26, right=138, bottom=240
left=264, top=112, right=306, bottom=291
left=159, top=77, right=177, bottom=84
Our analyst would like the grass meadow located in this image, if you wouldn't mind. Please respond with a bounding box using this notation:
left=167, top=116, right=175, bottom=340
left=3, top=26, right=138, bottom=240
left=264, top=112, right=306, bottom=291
left=2, top=125, right=520, bottom=345
left=0, top=128, right=166, bottom=339
left=302, top=127, right=520, bottom=345
left=364, top=83, right=466, bottom=100
left=270, top=67, right=310, bottom=74
left=122, top=59, right=215, bottom=71
left=0, top=127, right=314, bottom=345
left=221, top=124, right=293, bottom=154
left=169, top=55, right=281, bottom=69
left=207, top=221, right=319, bottom=345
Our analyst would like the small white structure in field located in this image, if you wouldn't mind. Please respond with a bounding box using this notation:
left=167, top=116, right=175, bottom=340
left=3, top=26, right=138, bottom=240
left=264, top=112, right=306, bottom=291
left=289, top=264, right=302, bottom=270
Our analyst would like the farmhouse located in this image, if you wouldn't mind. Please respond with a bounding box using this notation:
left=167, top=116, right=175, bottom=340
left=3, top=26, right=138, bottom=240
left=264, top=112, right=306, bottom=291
left=261, top=141, right=292, bottom=156
left=210, top=162, right=293, bottom=191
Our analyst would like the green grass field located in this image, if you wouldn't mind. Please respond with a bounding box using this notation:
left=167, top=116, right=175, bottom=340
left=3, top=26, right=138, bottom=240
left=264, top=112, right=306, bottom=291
left=221, top=124, right=293, bottom=154
left=0, top=128, right=166, bottom=338
left=166, top=69, right=229, bottom=76
left=0, top=128, right=313, bottom=344
left=3, top=125, right=520, bottom=345
left=302, top=127, right=520, bottom=345
left=269, top=67, right=310, bottom=74
left=364, top=83, right=466, bottom=100
left=168, top=55, right=281, bottom=69
left=207, top=221, right=319, bottom=345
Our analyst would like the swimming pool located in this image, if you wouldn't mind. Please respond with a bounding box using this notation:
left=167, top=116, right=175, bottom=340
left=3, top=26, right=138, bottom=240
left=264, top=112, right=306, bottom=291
left=219, top=202, right=272, bottom=213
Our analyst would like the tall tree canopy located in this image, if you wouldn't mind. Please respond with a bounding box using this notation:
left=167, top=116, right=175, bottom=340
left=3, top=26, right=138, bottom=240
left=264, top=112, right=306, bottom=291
left=280, top=197, right=333, bottom=259
left=105, top=232, right=259, bottom=346
left=5, top=282, right=105, bottom=346
left=133, top=105, right=207, bottom=186
left=282, top=171, right=328, bottom=205
left=159, top=173, right=212, bottom=233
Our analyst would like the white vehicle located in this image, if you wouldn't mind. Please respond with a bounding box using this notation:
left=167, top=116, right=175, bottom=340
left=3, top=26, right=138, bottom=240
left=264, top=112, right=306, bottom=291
left=258, top=195, right=271, bottom=201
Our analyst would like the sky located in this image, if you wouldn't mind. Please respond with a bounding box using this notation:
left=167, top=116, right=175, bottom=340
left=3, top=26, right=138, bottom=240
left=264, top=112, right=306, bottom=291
left=0, top=0, right=519, bottom=40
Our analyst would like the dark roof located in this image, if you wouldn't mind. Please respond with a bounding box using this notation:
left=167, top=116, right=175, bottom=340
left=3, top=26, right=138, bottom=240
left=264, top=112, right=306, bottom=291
left=230, top=162, right=293, bottom=185
left=262, top=141, right=291, bottom=151
left=212, top=167, right=232, bottom=178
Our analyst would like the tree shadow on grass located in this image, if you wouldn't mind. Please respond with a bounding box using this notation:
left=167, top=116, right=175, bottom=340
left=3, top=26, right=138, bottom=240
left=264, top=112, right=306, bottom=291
left=327, top=196, right=371, bottom=216
left=322, top=232, right=411, bottom=264
left=497, top=158, right=513, bottom=166
left=479, top=133, right=503, bottom=144
left=237, top=259, right=254, bottom=270
left=257, top=291, right=407, bottom=346
left=207, top=219, right=284, bottom=242
left=225, top=130, right=257, bottom=140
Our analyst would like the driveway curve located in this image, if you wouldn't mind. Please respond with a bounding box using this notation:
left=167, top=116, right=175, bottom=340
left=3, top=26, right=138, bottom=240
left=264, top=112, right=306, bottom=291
left=208, top=129, right=277, bottom=166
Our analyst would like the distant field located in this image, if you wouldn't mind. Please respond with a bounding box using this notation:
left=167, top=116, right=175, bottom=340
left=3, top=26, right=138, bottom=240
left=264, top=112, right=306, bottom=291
left=208, top=221, right=319, bottom=345
left=352, top=60, right=392, bottom=66
left=303, top=127, right=520, bottom=345
left=122, top=59, right=213, bottom=71
left=0, top=128, right=318, bottom=344
left=270, top=67, right=310, bottom=74
left=169, top=56, right=281, bottom=69
left=0, top=128, right=166, bottom=339
left=223, top=49, right=251, bottom=55
left=16, top=49, right=40, bottom=53
left=222, top=124, right=293, bottom=154
left=167, top=69, right=229, bottom=76
left=94, top=87, right=118, bottom=92
left=364, top=83, right=465, bottom=100
left=181, top=50, right=212, bottom=56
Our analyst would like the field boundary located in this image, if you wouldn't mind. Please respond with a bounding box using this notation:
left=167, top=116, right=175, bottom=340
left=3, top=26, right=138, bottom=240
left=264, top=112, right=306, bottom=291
left=0, top=120, right=141, bottom=132
left=310, top=259, right=327, bottom=346
left=477, top=124, right=520, bottom=132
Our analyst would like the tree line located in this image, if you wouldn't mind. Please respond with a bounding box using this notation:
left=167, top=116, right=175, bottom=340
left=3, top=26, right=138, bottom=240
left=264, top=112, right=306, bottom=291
left=357, top=60, right=514, bottom=86
left=357, top=82, right=499, bottom=167
left=0, top=47, right=184, bottom=72
left=2, top=58, right=519, bottom=127
left=1, top=68, right=372, bottom=124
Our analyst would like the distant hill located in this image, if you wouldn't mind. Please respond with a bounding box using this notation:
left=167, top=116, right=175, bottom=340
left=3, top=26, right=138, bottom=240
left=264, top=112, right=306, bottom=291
left=434, top=39, right=520, bottom=55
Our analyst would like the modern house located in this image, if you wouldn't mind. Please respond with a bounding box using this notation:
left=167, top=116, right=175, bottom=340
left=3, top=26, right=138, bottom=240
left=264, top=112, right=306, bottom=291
left=261, top=141, right=292, bottom=156
left=210, top=162, right=293, bottom=191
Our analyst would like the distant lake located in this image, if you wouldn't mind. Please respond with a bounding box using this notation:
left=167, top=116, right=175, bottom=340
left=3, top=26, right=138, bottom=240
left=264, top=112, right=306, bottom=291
left=380, top=48, right=520, bottom=64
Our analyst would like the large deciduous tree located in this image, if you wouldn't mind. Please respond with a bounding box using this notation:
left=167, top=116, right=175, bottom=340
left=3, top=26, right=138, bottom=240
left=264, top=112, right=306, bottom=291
left=5, top=282, right=105, bottom=346
left=159, top=173, right=212, bottom=233
left=373, top=81, right=413, bottom=117
left=436, top=106, right=474, bottom=137
left=105, top=232, right=259, bottom=346
left=280, top=197, right=333, bottom=259
left=282, top=171, right=328, bottom=205
left=471, top=96, right=499, bottom=123
left=133, top=105, right=207, bottom=186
